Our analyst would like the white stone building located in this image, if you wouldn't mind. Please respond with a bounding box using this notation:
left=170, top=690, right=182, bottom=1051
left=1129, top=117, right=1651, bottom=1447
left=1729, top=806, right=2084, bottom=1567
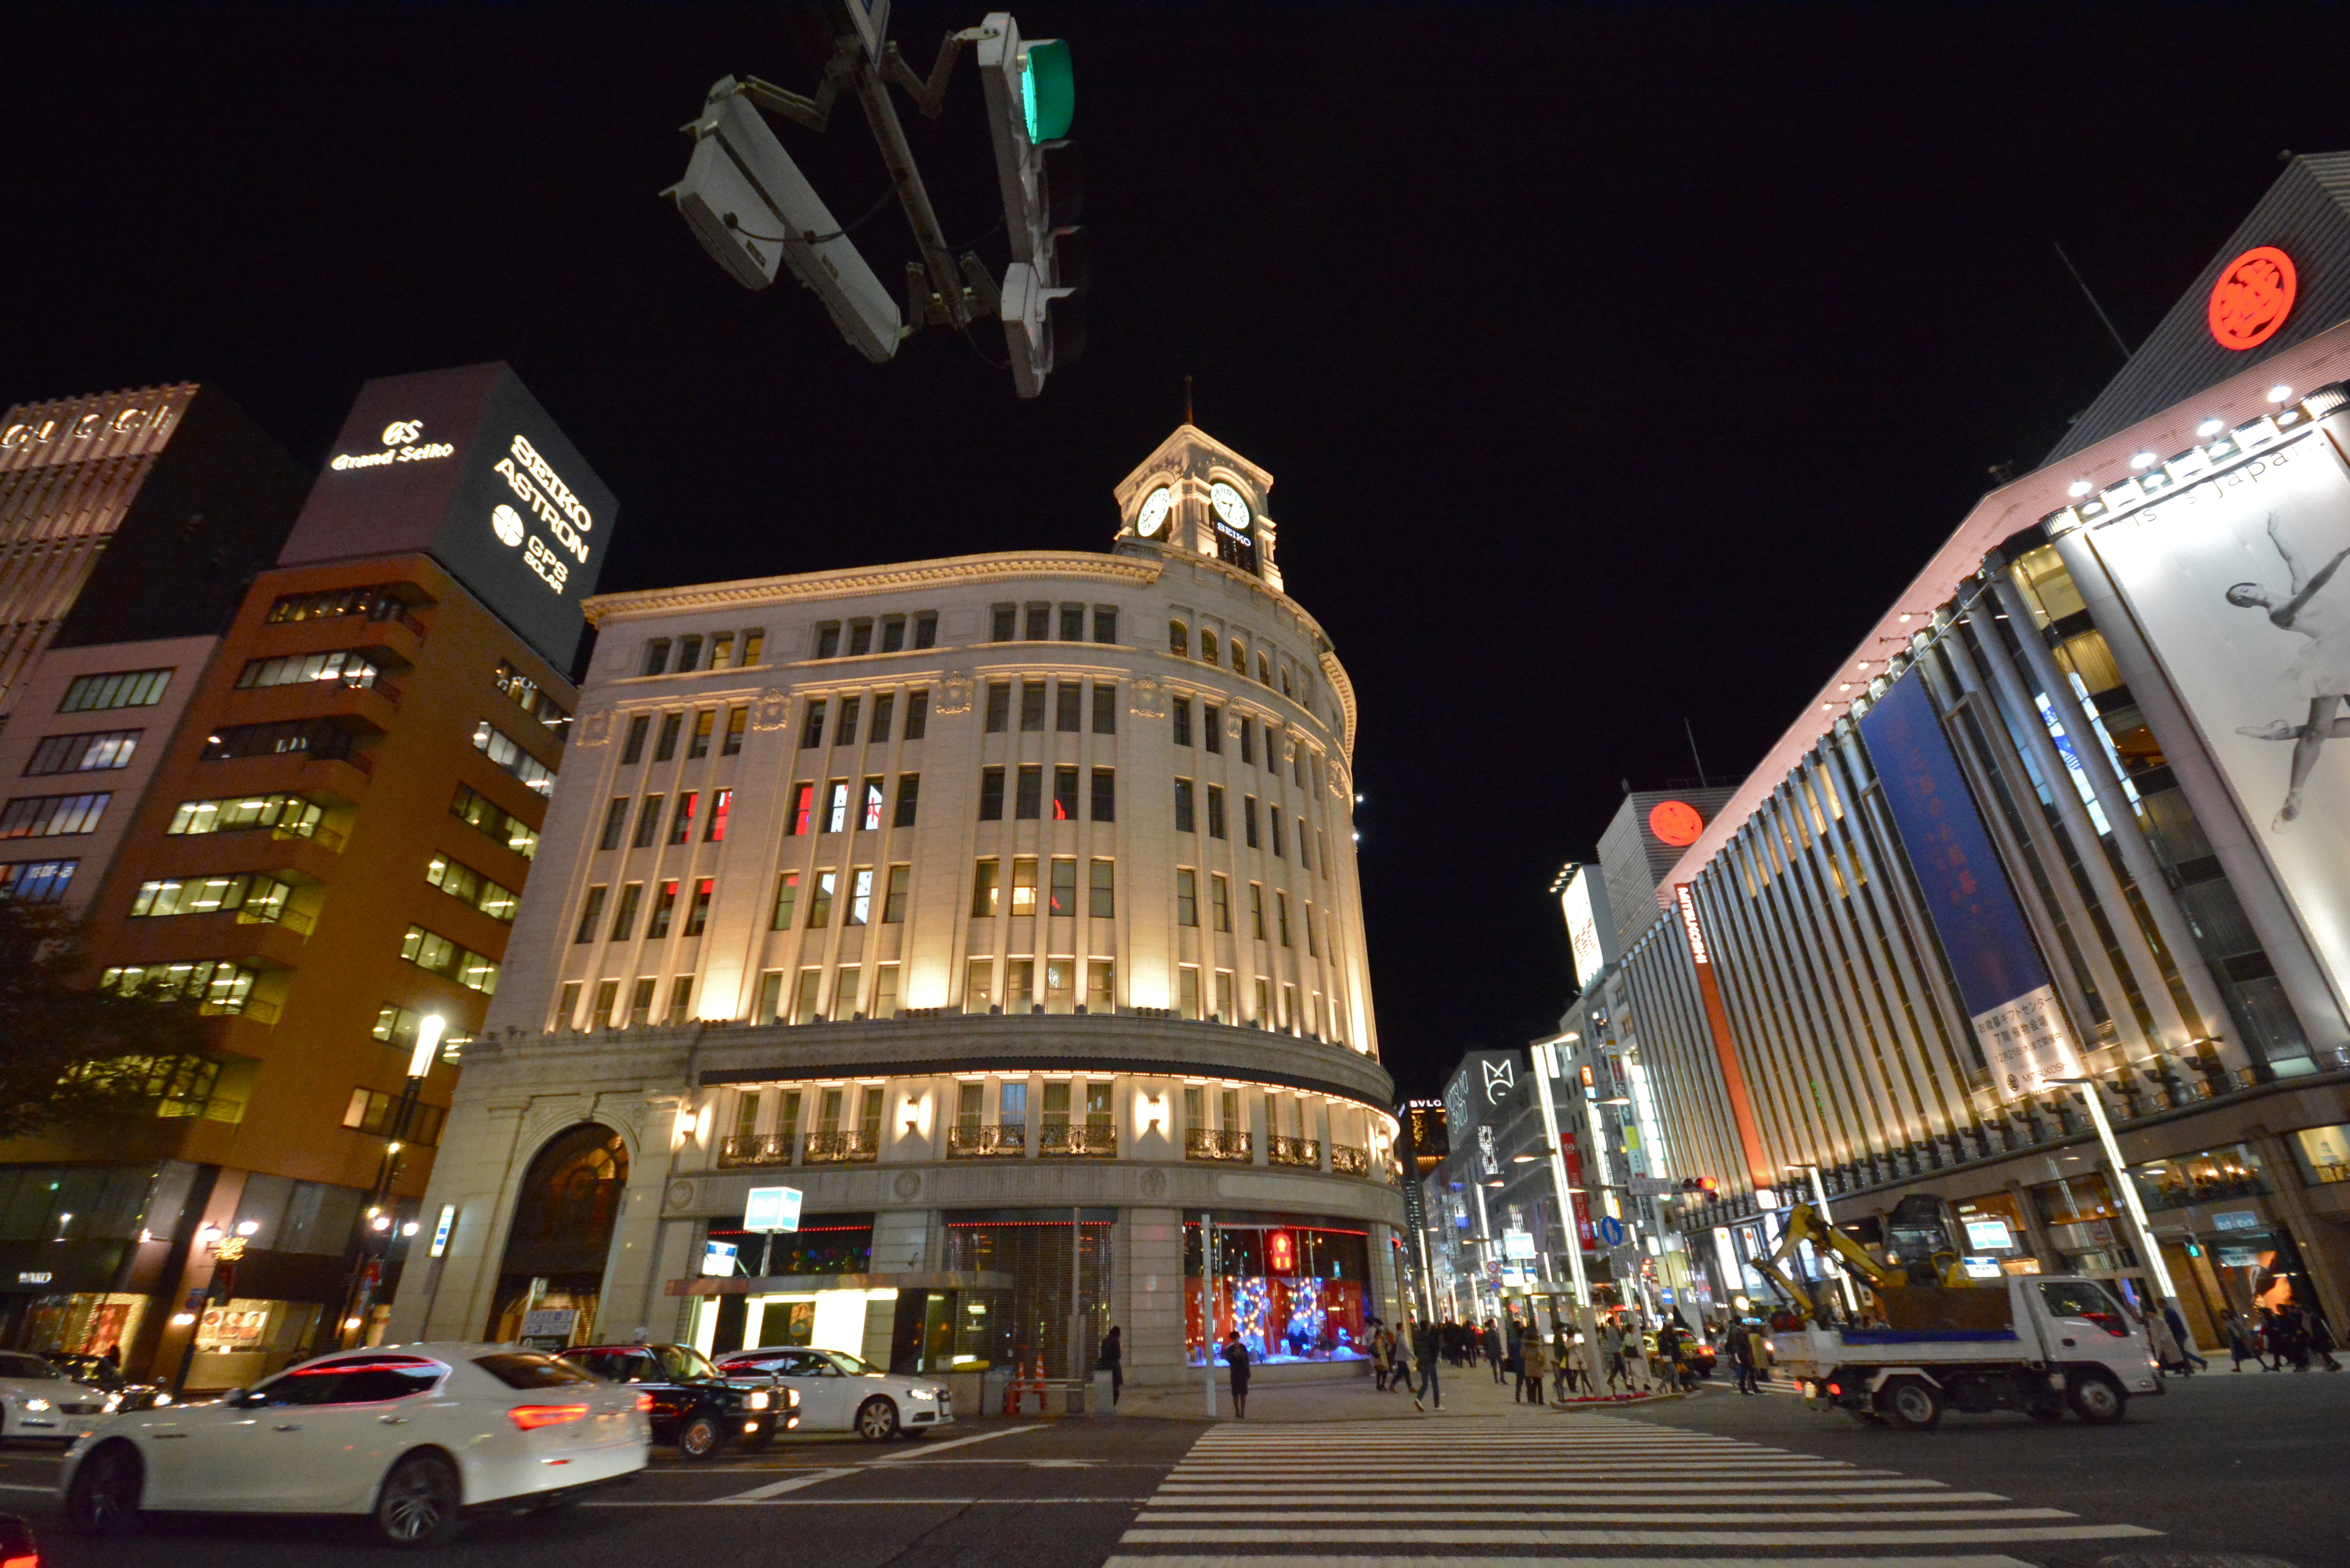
left=388, top=424, right=1404, bottom=1392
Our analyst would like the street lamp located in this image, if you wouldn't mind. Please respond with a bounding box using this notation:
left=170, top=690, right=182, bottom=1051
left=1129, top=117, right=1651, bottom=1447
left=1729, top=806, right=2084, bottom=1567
left=1531, top=1037, right=1602, bottom=1359
left=2047, top=1077, right=2179, bottom=1304
left=340, top=1014, right=446, bottom=1345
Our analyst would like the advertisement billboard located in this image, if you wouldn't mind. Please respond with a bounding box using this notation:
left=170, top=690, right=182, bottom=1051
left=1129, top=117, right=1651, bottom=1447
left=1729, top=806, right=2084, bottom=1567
left=2087, top=428, right=2350, bottom=1005
left=280, top=363, right=617, bottom=667
left=1559, top=864, right=1610, bottom=991
left=1859, top=672, right=2079, bottom=1092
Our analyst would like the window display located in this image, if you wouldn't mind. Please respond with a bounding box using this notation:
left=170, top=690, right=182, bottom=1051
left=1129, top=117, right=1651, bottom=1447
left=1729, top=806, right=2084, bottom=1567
left=1184, top=1221, right=1369, bottom=1365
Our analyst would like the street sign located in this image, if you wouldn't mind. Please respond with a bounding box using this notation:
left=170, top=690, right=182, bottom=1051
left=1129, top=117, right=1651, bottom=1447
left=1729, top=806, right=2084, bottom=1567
left=744, top=1186, right=803, bottom=1232
left=1502, top=1231, right=1537, bottom=1260
left=1596, top=1215, right=1626, bottom=1248
left=701, top=1239, right=739, bottom=1277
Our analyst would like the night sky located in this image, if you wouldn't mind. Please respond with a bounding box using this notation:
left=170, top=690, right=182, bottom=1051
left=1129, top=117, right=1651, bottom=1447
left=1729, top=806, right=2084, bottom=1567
left=9, top=4, right=2350, bottom=1098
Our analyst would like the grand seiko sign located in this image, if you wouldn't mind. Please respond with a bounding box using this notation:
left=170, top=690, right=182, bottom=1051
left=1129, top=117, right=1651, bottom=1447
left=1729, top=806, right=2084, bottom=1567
left=330, top=420, right=456, bottom=470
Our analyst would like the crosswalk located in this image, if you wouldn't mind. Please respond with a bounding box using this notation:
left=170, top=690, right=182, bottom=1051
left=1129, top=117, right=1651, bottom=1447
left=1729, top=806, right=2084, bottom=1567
left=1103, top=1416, right=2161, bottom=1567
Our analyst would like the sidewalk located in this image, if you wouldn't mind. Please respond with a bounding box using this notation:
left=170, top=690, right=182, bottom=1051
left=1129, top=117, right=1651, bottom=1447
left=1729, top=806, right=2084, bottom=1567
left=1109, top=1361, right=1689, bottom=1422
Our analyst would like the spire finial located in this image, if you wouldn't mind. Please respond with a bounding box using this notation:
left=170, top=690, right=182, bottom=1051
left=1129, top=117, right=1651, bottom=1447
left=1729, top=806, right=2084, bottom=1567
left=1183, top=374, right=1194, bottom=427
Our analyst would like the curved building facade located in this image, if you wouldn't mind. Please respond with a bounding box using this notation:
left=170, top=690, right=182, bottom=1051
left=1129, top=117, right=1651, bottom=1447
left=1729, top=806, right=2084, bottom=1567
left=391, top=424, right=1405, bottom=1389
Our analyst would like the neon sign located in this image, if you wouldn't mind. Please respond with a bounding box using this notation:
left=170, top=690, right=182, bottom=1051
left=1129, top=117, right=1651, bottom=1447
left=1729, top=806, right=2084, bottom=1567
left=2208, top=246, right=2296, bottom=350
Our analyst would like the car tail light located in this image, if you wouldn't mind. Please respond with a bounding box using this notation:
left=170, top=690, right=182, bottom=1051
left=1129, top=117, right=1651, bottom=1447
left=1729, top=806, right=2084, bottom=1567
left=1825, top=1381, right=1842, bottom=1397
left=636, top=1393, right=653, bottom=1413
left=508, top=1404, right=591, bottom=1431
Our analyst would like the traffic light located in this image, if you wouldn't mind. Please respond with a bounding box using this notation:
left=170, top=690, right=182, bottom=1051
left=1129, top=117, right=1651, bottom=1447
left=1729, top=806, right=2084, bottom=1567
left=977, top=12, right=1085, bottom=395
left=670, top=79, right=904, bottom=364
left=1675, top=1177, right=1720, bottom=1195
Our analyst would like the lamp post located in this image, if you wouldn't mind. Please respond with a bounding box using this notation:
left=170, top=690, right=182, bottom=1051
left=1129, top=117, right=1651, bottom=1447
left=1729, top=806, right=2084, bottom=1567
left=2048, top=1077, right=2179, bottom=1304
left=1531, top=1037, right=1602, bottom=1360
left=341, top=1015, right=444, bottom=1347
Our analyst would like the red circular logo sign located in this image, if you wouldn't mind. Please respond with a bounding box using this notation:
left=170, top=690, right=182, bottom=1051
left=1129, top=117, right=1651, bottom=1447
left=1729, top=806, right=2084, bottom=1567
left=2207, top=246, right=2297, bottom=350
left=1649, top=800, right=1704, bottom=847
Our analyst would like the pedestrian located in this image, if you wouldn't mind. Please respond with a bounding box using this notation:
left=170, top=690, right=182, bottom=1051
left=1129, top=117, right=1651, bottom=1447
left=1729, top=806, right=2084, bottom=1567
left=1727, top=1319, right=1756, bottom=1394
left=1411, top=1316, right=1442, bottom=1410
left=99, top=1343, right=120, bottom=1370
left=2308, top=1308, right=2343, bottom=1371
left=1600, top=1318, right=1630, bottom=1392
left=1370, top=1324, right=1391, bottom=1391
left=1746, top=1321, right=1770, bottom=1389
left=1221, top=1331, right=1251, bottom=1419
left=2223, top=1309, right=2263, bottom=1371
left=1518, top=1328, right=1547, bottom=1406
left=1098, top=1325, right=1123, bottom=1404
left=2145, top=1301, right=2188, bottom=1375
left=2257, top=1306, right=2286, bottom=1370
left=1484, top=1319, right=1505, bottom=1383
left=2276, top=1306, right=2312, bottom=1371
left=2159, top=1302, right=2206, bottom=1374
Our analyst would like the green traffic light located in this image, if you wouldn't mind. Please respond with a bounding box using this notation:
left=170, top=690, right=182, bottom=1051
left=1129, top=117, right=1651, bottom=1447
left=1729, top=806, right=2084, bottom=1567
left=1021, top=38, right=1074, bottom=142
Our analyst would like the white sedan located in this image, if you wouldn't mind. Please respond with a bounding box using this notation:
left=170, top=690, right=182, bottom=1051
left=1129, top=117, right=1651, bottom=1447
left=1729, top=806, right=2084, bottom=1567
left=714, top=1347, right=953, bottom=1439
left=60, top=1344, right=647, bottom=1546
left=0, top=1352, right=117, bottom=1444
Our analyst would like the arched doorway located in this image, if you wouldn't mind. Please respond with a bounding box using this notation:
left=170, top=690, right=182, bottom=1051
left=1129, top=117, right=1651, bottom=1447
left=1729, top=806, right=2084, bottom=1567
left=486, top=1123, right=629, bottom=1346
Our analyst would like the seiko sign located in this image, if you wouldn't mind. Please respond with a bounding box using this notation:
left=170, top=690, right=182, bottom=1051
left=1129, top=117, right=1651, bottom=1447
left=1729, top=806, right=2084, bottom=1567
left=328, top=420, right=456, bottom=471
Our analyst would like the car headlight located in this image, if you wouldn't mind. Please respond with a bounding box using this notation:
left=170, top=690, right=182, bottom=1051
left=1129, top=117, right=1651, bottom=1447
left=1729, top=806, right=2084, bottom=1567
left=103, top=1392, right=122, bottom=1412
left=24, top=1399, right=51, bottom=1413
left=153, top=1392, right=171, bottom=1407
left=745, top=1390, right=771, bottom=1411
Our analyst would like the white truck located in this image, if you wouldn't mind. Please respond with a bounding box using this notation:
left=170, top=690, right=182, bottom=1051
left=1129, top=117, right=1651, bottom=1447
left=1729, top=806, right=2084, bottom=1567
left=1773, top=1273, right=2164, bottom=1428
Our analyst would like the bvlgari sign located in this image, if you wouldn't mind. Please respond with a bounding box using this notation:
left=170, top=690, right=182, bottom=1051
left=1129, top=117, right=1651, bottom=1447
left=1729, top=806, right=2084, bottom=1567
left=281, top=363, right=618, bottom=666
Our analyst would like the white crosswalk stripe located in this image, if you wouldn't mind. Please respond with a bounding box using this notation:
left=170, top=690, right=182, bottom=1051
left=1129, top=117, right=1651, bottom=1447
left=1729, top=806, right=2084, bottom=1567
left=1103, top=1415, right=2161, bottom=1567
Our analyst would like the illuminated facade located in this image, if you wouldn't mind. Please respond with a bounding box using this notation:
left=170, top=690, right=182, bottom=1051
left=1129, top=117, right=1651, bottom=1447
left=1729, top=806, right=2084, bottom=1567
left=395, top=423, right=1404, bottom=1391
left=1586, top=155, right=2350, bottom=1347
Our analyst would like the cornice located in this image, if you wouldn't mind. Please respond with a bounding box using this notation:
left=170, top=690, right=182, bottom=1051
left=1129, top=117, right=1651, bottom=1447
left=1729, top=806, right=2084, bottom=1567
left=582, top=551, right=1166, bottom=625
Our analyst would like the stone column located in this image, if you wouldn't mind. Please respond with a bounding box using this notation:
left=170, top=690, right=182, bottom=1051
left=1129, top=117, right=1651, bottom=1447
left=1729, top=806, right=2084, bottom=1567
left=1126, top=1207, right=1185, bottom=1385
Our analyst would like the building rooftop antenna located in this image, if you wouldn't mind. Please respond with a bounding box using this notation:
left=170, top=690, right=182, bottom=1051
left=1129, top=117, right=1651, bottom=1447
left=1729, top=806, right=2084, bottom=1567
left=1183, top=373, right=1194, bottom=426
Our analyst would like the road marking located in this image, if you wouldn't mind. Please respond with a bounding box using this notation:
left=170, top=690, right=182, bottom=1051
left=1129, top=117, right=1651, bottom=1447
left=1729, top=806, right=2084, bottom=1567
left=0, top=1484, right=50, bottom=1493
left=1104, top=1558, right=2041, bottom=1568
left=589, top=1496, right=1149, bottom=1508
left=1118, top=1527, right=2161, bottom=1546
left=867, top=1425, right=1041, bottom=1463
left=1135, top=1509, right=2079, bottom=1524
left=712, top=1466, right=859, bottom=1502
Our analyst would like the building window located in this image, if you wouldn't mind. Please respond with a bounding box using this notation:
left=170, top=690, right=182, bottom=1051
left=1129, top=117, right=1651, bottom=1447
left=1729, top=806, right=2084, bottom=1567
left=741, top=629, right=765, bottom=665
left=1172, top=696, right=1193, bottom=746
left=1016, top=764, right=1042, bottom=820
left=1293, top=748, right=1306, bottom=788
left=979, top=767, right=1005, bottom=821
left=609, top=882, right=643, bottom=940
left=621, top=715, right=650, bottom=764
left=788, top=782, right=814, bottom=835
left=203, top=719, right=360, bottom=766
left=1206, top=786, right=1227, bottom=840
left=1044, top=959, right=1075, bottom=1013
left=824, top=780, right=849, bottom=833
left=847, top=867, right=873, bottom=926
left=598, top=797, right=628, bottom=851
left=668, top=792, right=697, bottom=845
left=808, top=870, right=836, bottom=927
left=814, top=622, right=841, bottom=659
left=574, top=886, right=607, bottom=943
left=793, top=970, right=822, bottom=1024
left=965, top=958, right=994, bottom=1012
left=1079, top=767, right=1112, bottom=824
left=1269, top=806, right=1284, bottom=859
left=706, top=788, right=732, bottom=841
left=1177, top=867, right=1199, bottom=927
left=893, top=773, right=920, bottom=827
left=0, top=859, right=74, bottom=903
left=848, top=618, right=873, bottom=656
left=1174, top=778, right=1195, bottom=834
left=668, top=975, right=694, bottom=1023
left=1212, top=873, right=1231, bottom=932
left=1053, top=765, right=1078, bottom=821
left=883, top=864, right=911, bottom=922
left=971, top=859, right=999, bottom=917
left=451, top=784, right=537, bottom=858
left=471, top=720, right=555, bottom=794
left=653, top=712, right=682, bottom=763
left=1276, top=890, right=1291, bottom=947
left=1254, top=976, right=1271, bottom=1022
left=1230, top=637, right=1247, bottom=675
left=709, top=632, right=734, bottom=670
left=688, top=709, right=715, bottom=759
left=648, top=880, right=678, bottom=939
left=1204, top=705, right=1223, bottom=753
left=0, top=793, right=110, bottom=838
left=724, top=706, right=747, bottom=755
left=130, top=873, right=291, bottom=921
left=632, top=794, right=663, bottom=849
left=1020, top=681, right=1046, bottom=732
left=1024, top=602, right=1051, bottom=640
left=1239, top=718, right=1255, bottom=765
left=1092, top=683, right=1117, bottom=734
left=836, top=695, right=862, bottom=747
left=1058, top=603, right=1086, bottom=641
left=914, top=612, right=938, bottom=649
left=800, top=700, right=828, bottom=748
left=266, top=583, right=417, bottom=626
left=61, top=669, right=171, bottom=712
left=425, top=854, right=517, bottom=920
left=834, top=964, right=861, bottom=1018
left=1006, top=958, right=1033, bottom=1008
left=985, top=682, right=1011, bottom=733
left=1045, top=857, right=1077, bottom=917
left=1250, top=882, right=1266, bottom=941
left=881, top=614, right=906, bottom=653
left=874, top=963, right=901, bottom=1019
left=771, top=871, right=800, bottom=930
left=870, top=691, right=895, bottom=743
left=1087, top=960, right=1114, bottom=1012
left=1010, top=857, right=1039, bottom=916
left=991, top=604, right=1017, bottom=642
left=170, top=792, right=322, bottom=840
left=1201, top=629, right=1219, bottom=665
left=1179, top=966, right=1202, bottom=1020
left=1056, top=682, right=1081, bottom=733
left=641, top=640, right=672, bottom=676
left=1297, top=824, right=1310, bottom=870
left=1089, top=858, right=1115, bottom=918
left=1304, top=901, right=1319, bottom=957
left=905, top=689, right=929, bottom=739
left=1243, top=795, right=1260, bottom=848
left=1257, top=651, right=1271, bottom=685
left=1169, top=620, right=1189, bottom=657
left=399, top=925, right=499, bottom=993
left=25, top=729, right=140, bottom=776
left=677, top=634, right=703, bottom=671
left=1093, top=606, right=1118, bottom=644
left=861, top=777, right=884, bottom=832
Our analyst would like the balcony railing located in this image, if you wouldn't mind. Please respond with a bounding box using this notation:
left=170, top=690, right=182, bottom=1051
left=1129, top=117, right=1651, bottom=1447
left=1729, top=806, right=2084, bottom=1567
left=1186, top=1128, right=1252, bottom=1163
left=1040, top=1123, right=1117, bottom=1158
left=948, top=1123, right=1028, bottom=1158
left=1329, top=1143, right=1370, bottom=1175
left=718, top=1132, right=795, bottom=1168
left=802, top=1129, right=878, bottom=1164
left=1268, top=1135, right=1321, bottom=1169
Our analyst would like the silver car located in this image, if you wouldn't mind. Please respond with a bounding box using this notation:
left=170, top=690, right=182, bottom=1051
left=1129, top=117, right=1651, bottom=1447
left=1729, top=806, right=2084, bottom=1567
left=713, top=1348, right=952, bottom=1440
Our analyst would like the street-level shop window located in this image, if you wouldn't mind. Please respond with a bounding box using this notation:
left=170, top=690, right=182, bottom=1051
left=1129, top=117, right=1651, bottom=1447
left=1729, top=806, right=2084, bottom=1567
left=1182, top=1223, right=1370, bottom=1367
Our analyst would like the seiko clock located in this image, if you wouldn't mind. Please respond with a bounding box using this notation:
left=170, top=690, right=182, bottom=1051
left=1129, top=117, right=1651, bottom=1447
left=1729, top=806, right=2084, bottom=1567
left=1135, top=486, right=1172, bottom=538
left=1209, top=481, right=1250, bottom=534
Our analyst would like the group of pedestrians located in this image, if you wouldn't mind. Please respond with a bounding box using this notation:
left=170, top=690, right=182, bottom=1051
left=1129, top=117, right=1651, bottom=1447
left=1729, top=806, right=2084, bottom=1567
left=2217, top=1302, right=2343, bottom=1372
left=1365, top=1317, right=1445, bottom=1410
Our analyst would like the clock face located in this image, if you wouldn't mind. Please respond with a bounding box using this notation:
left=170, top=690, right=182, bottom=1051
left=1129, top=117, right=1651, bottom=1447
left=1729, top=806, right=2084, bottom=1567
left=1135, top=486, right=1172, bottom=538
left=1209, top=481, right=1251, bottom=534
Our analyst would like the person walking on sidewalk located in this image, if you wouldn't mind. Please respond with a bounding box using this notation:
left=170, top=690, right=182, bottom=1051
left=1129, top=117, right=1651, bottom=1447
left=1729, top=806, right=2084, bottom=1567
left=1411, top=1317, right=1442, bottom=1410
left=2159, top=1302, right=2206, bottom=1374
left=1370, top=1324, right=1392, bottom=1392
left=2308, top=1307, right=2343, bottom=1371
left=2222, top=1309, right=2262, bottom=1371
left=1726, top=1318, right=1757, bottom=1394
left=1553, top=1329, right=1582, bottom=1401
left=1220, top=1332, right=1252, bottom=1417
left=1483, top=1320, right=1505, bottom=1382
left=1517, top=1328, right=1548, bottom=1406
left=1098, top=1325, right=1124, bottom=1404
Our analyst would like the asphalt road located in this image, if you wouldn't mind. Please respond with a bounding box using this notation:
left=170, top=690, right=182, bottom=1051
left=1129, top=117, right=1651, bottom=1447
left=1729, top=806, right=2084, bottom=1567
left=0, top=1368, right=2337, bottom=1568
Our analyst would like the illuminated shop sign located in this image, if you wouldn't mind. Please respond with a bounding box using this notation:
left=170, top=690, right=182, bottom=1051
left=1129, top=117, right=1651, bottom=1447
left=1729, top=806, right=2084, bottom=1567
left=1649, top=799, right=1705, bottom=847
left=1, top=401, right=176, bottom=452
left=2207, top=246, right=2296, bottom=351
left=328, top=420, right=456, bottom=470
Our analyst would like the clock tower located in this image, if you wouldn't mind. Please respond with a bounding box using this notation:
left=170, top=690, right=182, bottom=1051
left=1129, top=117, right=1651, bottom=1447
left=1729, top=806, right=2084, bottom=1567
left=1111, top=422, right=1282, bottom=592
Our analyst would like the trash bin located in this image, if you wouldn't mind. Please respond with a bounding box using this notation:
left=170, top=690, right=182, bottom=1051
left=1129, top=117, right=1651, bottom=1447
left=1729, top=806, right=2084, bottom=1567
left=981, top=1366, right=1008, bottom=1415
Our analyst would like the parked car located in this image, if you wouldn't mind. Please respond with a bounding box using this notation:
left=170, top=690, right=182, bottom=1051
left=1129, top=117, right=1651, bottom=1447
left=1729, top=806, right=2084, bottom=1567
left=0, top=1352, right=117, bottom=1445
left=559, top=1343, right=792, bottom=1457
left=59, top=1345, right=647, bottom=1546
left=713, top=1346, right=951, bottom=1440
left=49, top=1355, right=171, bottom=1411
